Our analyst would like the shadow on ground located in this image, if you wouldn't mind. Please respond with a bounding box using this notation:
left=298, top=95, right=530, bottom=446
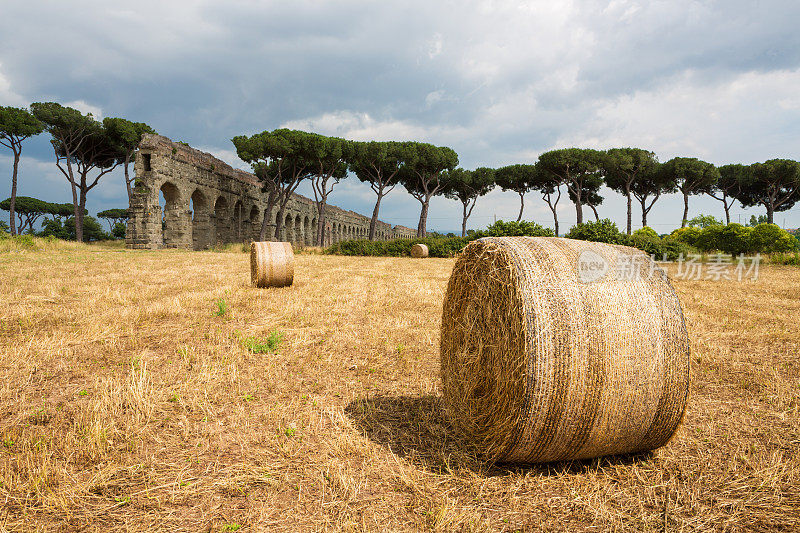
left=345, top=395, right=654, bottom=477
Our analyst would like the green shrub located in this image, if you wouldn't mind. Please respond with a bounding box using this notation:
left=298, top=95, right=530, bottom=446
left=38, top=218, right=69, bottom=240
left=621, top=233, right=688, bottom=261
left=481, top=220, right=555, bottom=238
left=633, top=226, right=659, bottom=240
left=565, top=219, right=626, bottom=244
left=687, top=223, right=796, bottom=255
left=39, top=216, right=110, bottom=241
left=564, top=219, right=688, bottom=260
left=749, top=223, right=797, bottom=254
left=695, top=223, right=752, bottom=255
left=694, top=224, right=725, bottom=252
left=686, top=214, right=723, bottom=228
left=670, top=227, right=702, bottom=246
left=720, top=224, right=754, bottom=255
left=327, top=236, right=472, bottom=258
left=112, top=221, right=127, bottom=239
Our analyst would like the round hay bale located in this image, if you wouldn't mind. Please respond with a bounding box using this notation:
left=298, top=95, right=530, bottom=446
left=440, top=236, right=689, bottom=463
left=250, top=241, right=294, bottom=288
left=410, top=243, right=429, bottom=258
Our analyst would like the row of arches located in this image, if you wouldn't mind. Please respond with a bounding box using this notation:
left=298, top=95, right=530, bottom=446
left=157, top=181, right=391, bottom=249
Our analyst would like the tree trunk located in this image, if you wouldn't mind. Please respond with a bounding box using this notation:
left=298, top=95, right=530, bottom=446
left=417, top=200, right=430, bottom=237
left=574, top=185, right=583, bottom=224
left=274, top=204, right=285, bottom=241
left=516, top=191, right=525, bottom=222
left=546, top=204, right=559, bottom=236
left=723, top=196, right=731, bottom=225
left=766, top=204, right=774, bottom=224
left=681, top=192, right=689, bottom=228
left=640, top=198, right=648, bottom=228
left=71, top=185, right=81, bottom=242
left=590, top=205, right=600, bottom=221
left=369, top=193, right=383, bottom=241
left=316, top=200, right=328, bottom=246
left=124, top=154, right=132, bottom=204
left=625, top=184, right=632, bottom=235
left=77, top=188, right=87, bottom=243
left=461, top=201, right=469, bottom=237
left=259, top=188, right=278, bottom=242
left=9, top=147, right=20, bottom=235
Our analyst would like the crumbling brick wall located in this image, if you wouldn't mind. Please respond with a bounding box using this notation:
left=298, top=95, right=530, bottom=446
left=125, top=134, right=415, bottom=249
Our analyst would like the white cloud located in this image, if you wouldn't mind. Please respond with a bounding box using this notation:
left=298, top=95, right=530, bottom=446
left=553, top=68, right=800, bottom=164
left=197, top=146, right=250, bottom=171
left=425, top=90, right=445, bottom=108
left=427, top=33, right=443, bottom=59
left=2, top=0, right=799, bottom=230
left=64, top=100, right=103, bottom=120
left=281, top=111, right=469, bottom=144
left=0, top=63, right=26, bottom=106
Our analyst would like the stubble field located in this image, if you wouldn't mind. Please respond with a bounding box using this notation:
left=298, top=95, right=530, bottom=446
left=0, top=245, right=798, bottom=532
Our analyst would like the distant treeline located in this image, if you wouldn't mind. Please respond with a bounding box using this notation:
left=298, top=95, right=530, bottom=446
left=3, top=104, right=799, bottom=245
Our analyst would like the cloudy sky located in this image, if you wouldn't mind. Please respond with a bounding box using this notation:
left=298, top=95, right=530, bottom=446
left=2, top=0, right=800, bottom=233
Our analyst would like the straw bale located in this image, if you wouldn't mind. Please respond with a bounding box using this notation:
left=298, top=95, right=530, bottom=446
left=440, top=236, right=689, bottom=463
left=250, top=241, right=294, bottom=288
left=410, top=243, right=429, bottom=258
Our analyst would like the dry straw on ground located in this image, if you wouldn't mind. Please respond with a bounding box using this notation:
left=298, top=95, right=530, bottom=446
left=0, top=240, right=798, bottom=531
left=410, top=243, right=429, bottom=258
left=250, top=241, right=294, bottom=287
left=441, top=237, right=689, bottom=463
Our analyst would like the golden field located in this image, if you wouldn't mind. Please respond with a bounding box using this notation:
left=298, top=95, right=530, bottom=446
left=0, top=243, right=798, bottom=532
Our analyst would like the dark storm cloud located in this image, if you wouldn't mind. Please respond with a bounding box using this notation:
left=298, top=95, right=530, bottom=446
left=1, top=0, right=799, bottom=231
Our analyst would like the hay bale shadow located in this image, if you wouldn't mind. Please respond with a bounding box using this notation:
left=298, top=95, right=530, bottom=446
left=345, top=395, right=655, bottom=477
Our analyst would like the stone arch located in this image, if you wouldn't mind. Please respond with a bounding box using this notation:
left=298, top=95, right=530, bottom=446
left=159, top=181, right=183, bottom=248
left=284, top=213, right=293, bottom=243
left=249, top=205, right=260, bottom=241
left=294, top=214, right=302, bottom=244
left=213, top=196, right=228, bottom=245
left=304, top=216, right=312, bottom=246
left=190, top=188, right=210, bottom=250
left=232, top=200, right=244, bottom=243
left=313, top=218, right=319, bottom=246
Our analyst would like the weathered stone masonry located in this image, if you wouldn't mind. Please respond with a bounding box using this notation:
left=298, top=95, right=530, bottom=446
left=125, top=134, right=415, bottom=249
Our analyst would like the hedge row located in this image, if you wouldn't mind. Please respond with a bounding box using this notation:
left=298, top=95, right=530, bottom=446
left=564, top=220, right=691, bottom=260
left=669, top=223, right=798, bottom=255
left=325, top=220, right=554, bottom=258
left=326, top=219, right=798, bottom=260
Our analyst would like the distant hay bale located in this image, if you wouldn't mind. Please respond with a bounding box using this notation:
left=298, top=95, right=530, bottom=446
left=440, top=237, right=689, bottom=463
left=250, top=241, right=294, bottom=288
left=410, top=243, right=429, bottom=258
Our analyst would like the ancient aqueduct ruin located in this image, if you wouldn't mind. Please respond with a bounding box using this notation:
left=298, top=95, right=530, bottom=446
left=125, top=134, right=415, bottom=249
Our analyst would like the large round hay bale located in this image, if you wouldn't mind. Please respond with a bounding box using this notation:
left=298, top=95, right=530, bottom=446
left=410, top=243, right=429, bottom=258
left=250, top=241, right=294, bottom=288
left=440, top=237, right=689, bottom=463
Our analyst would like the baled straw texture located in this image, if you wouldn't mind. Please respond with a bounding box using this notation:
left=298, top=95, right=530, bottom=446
left=410, top=243, right=429, bottom=258
left=440, top=237, right=689, bottom=463
left=250, top=241, right=294, bottom=288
